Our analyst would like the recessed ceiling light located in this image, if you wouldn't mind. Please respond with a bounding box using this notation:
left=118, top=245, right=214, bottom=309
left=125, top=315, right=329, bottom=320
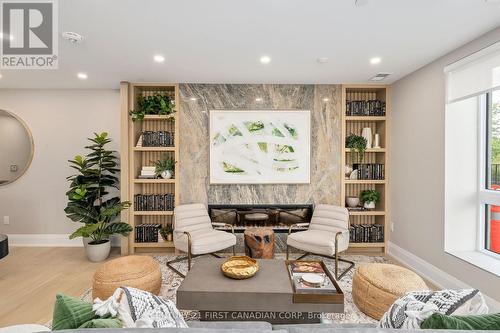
left=370, top=57, right=381, bottom=65
left=322, top=98, right=329, bottom=102
left=255, top=97, right=263, bottom=102
left=260, top=56, right=271, bottom=64
left=77, top=73, right=88, bottom=80
left=154, top=55, right=165, bottom=63
left=317, top=57, right=329, bottom=64
left=62, top=31, right=84, bottom=44
left=189, top=97, right=197, bottom=101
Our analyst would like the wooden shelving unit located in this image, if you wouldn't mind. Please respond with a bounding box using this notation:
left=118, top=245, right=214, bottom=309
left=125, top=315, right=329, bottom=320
left=341, top=85, right=390, bottom=253
left=120, top=82, right=179, bottom=254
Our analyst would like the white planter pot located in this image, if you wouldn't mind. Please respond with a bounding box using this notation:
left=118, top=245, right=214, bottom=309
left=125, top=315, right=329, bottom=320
left=364, top=201, right=376, bottom=209
left=345, top=197, right=360, bottom=208
left=85, top=240, right=111, bottom=262
left=82, top=237, right=91, bottom=248
left=161, top=170, right=173, bottom=179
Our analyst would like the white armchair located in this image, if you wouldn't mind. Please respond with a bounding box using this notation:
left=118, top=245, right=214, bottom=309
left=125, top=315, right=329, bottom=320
left=286, top=204, right=355, bottom=279
left=167, top=203, right=236, bottom=277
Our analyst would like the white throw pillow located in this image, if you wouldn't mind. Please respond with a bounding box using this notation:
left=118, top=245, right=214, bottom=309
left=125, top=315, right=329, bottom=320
left=378, top=289, right=488, bottom=329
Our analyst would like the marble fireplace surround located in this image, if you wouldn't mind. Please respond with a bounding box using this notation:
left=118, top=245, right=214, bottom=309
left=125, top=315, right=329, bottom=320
left=179, top=84, right=342, bottom=206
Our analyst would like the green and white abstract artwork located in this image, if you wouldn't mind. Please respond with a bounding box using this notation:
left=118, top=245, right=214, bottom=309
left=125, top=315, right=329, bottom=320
left=209, top=110, right=311, bottom=184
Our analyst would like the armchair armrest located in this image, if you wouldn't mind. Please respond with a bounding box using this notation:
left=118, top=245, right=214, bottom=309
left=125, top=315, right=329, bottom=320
left=211, top=222, right=235, bottom=234
left=288, top=223, right=310, bottom=235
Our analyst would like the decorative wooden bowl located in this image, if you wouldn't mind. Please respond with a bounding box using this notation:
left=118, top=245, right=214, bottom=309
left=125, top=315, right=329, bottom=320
left=221, top=255, right=259, bottom=279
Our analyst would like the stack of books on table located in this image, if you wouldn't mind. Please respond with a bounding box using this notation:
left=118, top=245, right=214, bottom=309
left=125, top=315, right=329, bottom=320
left=138, top=166, right=156, bottom=179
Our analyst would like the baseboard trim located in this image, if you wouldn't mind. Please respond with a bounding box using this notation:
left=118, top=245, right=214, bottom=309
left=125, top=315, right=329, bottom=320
left=6, top=234, right=121, bottom=247
left=387, top=241, right=500, bottom=311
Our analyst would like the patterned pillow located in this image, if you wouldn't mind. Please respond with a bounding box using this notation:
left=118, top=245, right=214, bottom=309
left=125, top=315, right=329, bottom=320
left=378, top=289, right=489, bottom=329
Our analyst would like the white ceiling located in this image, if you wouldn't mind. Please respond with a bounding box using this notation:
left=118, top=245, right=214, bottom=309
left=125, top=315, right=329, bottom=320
left=1, top=0, right=500, bottom=89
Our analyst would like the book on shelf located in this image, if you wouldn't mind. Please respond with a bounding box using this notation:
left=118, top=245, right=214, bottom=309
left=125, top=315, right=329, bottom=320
left=134, top=194, right=175, bottom=211
left=349, top=224, right=384, bottom=243
left=139, top=131, right=175, bottom=147
left=135, top=224, right=161, bottom=243
left=346, top=99, right=386, bottom=117
left=352, top=163, right=385, bottom=180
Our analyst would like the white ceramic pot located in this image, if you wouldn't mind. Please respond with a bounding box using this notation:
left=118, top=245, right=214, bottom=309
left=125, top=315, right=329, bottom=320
left=161, top=170, right=173, bottom=179
left=364, top=201, right=376, bottom=209
left=345, top=197, right=360, bottom=208
left=85, top=240, right=111, bottom=262
left=82, top=237, right=91, bottom=248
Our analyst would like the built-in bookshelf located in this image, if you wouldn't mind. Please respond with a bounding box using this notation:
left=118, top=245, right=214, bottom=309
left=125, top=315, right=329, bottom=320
left=341, top=85, right=390, bottom=252
left=120, top=82, right=179, bottom=254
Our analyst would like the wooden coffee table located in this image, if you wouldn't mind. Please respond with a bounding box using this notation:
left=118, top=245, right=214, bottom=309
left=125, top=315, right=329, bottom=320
left=177, top=257, right=344, bottom=323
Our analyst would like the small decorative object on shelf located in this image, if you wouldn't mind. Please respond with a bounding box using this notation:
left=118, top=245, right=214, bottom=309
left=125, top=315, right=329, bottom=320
left=345, top=196, right=360, bottom=208
left=135, top=224, right=161, bottom=243
left=129, top=93, right=176, bottom=122
left=373, top=133, right=381, bottom=149
left=159, top=224, right=174, bottom=242
left=346, top=133, right=367, bottom=164
left=139, top=166, right=156, bottom=179
left=221, top=256, right=259, bottom=280
left=361, top=127, right=373, bottom=149
left=346, top=99, right=386, bottom=116
left=134, top=194, right=175, bottom=211
left=153, top=156, right=175, bottom=179
left=361, top=190, right=381, bottom=209
left=349, top=224, right=384, bottom=243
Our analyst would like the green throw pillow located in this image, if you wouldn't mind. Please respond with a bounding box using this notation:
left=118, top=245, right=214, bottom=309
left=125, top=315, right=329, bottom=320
left=78, top=318, right=122, bottom=329
left=52, top=294, right=97, bottom=330
left=421, top=312, right=500, bottom=330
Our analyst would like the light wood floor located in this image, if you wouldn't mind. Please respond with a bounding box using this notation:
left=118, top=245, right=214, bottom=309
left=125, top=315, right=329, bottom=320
left=0, top=247, right=430, bottom=328
left=0, top=247, right=122, bottom=327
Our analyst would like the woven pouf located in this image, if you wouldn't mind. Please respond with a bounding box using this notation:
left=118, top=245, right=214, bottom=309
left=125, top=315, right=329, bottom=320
left=92, top=255, right=162, bottom=300
left=352, top=263, right=428, bottom=320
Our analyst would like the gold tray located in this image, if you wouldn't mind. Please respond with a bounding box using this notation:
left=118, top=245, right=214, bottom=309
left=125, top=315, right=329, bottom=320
left=221, top=256, right=259, bottom=279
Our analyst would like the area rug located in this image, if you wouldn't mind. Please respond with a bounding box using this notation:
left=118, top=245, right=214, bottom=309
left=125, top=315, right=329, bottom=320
left=81, top=253, right=390, bottom=324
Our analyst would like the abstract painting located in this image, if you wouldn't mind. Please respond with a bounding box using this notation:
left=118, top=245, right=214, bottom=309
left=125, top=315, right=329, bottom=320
left=209, top=110, right=311, bottom=184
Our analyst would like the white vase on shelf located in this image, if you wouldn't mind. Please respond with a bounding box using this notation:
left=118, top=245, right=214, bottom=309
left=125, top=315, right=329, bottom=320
left=161, top=170, right=173, bottom=179
left=361, top=127, right=373, bottom=149
left=373, top=133, right=381, bottom=149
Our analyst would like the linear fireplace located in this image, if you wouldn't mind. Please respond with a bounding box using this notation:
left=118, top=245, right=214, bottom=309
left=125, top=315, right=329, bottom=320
left=208, top=204, right=313, bottom=233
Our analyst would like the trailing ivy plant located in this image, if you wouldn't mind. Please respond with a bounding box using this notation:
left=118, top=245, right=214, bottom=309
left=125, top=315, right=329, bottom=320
left=345, top=133, right=367, bottom=164
left=129, top=93, right=176, bottom=121
left=65, top=132, right=132, bottom=244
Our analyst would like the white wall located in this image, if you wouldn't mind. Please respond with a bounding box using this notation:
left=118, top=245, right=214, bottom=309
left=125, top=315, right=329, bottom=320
left=0, top=90, right=120, bottom=235
left=391, top=26, right=500, bottom=302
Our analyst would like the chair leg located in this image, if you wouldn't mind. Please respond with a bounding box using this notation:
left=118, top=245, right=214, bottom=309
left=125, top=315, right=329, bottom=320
left=232, top=245, right=236, bottom=256
left=286, top=244, right=289, bottom=260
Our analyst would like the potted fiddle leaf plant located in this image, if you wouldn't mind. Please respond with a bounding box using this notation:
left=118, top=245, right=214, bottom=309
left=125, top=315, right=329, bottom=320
left=360, top=189, right=381, bottom=210
left=153, top=156, right=176, bottom=179
left=129, top=93, right=176, bottom=121
left=65, top=132, right=132, bottom=262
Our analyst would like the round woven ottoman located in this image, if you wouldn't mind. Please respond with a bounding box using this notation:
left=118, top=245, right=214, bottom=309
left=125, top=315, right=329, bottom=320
left=92, top=255, right=162, bottom=300
left=352, top=263, right=428, bottom=320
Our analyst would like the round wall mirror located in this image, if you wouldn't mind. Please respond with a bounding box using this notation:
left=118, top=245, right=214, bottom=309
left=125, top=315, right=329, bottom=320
left=0, top=110, right=34, bottom=186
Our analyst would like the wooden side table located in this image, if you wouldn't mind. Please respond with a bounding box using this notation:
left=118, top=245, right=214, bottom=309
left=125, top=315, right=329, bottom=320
left=244, top=227, right=274, bottom=259
left=0, top=234, right=8, bottom=260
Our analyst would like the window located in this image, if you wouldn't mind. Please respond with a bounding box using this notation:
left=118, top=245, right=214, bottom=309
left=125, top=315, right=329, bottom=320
left=445, top=41, right=500, bottom=275
left=484, top=90, right=500, bottom=255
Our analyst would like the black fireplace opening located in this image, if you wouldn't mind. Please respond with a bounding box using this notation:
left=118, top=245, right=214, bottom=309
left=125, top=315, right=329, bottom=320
left=208, top=204, right=313, bottom=233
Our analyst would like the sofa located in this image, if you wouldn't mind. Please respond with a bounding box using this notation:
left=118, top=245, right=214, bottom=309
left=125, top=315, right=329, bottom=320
left=0, top=321, right=487, bottom=333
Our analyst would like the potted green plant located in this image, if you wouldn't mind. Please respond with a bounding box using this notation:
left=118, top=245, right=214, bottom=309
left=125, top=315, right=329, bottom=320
left=360, top=190, right=381, bottom=210
left=153, top=156, right=176, bottom=179
left=159, top=224, right=174, bottom=242
left=65, top=132, right=133, bottom=262
left=346, top=133, right=367, bottom=164
left=129, top=93, right=175, bottom=121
